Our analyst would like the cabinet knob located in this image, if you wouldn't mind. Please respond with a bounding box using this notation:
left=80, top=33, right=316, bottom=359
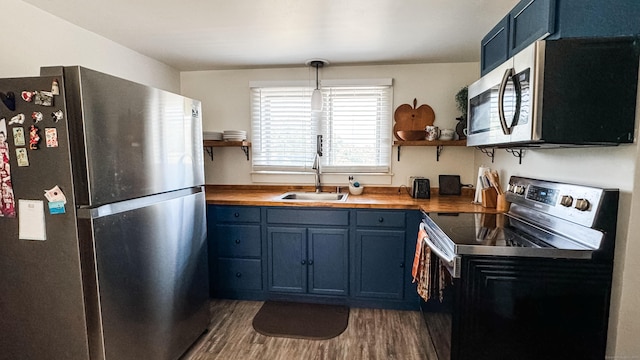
left=234, top=212, right=240, bottom=217
left=235, top=239, right=241, bottom=244
left=400, top=262, right=405, bottom=268
left=301, top=260, right=306, bottom=265
left=235, top=272, right=242, bottom=278
left=378, top=217, right=384, bottom=223
left=308, top=260, right=314, bottom=265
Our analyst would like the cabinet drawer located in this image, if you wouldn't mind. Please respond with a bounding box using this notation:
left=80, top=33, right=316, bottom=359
left=216, top=224, right=261, bottom=257
left=266, top=208, right=349, bottom=226
left=217, top=258, right=262, bottom=291
left=214, top=206, right=260, bottom=223
left=356, top=211, right=405, bottom=228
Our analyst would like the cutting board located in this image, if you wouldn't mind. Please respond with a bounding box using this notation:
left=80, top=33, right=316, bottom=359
left=393, top=98, right=435, bottom=140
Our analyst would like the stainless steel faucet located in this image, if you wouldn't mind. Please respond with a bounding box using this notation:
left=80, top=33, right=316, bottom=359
left=312, top=153, right=321, bottom=193
left=313, top=135, right=323, bottom=193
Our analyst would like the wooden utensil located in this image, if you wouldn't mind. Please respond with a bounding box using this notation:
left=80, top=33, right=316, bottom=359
left=485, top=170, right=503, bottom=195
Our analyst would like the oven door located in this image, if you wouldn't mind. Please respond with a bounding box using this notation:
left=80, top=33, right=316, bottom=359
left=467, top=42, right=537, bottom=147
left=420, top=251, right=456, bottom=360
left=419, top=218, right=458, bottom=360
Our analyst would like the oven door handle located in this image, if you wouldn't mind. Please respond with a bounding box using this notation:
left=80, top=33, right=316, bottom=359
left=422, top=235, right=455, bottom=268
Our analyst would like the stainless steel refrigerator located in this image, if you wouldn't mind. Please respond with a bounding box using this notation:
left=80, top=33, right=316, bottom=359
left=0, top=66, right=209, bottom=360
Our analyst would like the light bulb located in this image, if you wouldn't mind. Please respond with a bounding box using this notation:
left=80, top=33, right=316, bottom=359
left=311, top=89, right=323, bottom=111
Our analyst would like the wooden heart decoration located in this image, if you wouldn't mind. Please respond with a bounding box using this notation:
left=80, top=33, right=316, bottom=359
left=0, top=91, right=16, bottom=111
left=393, top=98, right=435, bottom=140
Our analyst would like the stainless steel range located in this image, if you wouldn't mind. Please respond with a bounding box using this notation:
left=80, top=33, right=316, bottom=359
left=419, top=176, right=618, bottom=360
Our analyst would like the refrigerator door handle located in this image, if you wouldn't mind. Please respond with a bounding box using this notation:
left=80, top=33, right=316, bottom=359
left=77, top=187, right=203, bottom=219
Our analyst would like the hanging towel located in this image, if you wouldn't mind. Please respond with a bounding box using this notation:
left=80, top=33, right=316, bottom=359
left=412, top=227, right=433, bottom=301
left=413, top=226, right=448, bottom=302
left=412, top=227, right=427, bottom=282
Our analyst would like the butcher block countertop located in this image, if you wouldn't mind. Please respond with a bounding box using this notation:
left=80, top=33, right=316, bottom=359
left=205, top=185, right=502, bottom=213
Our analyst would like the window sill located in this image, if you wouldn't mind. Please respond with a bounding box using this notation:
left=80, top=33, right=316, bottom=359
left=251, top=172, right=393, bottom=185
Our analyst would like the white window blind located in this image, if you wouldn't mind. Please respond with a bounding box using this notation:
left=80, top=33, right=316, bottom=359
left=251, top=80, right=392, bottom=173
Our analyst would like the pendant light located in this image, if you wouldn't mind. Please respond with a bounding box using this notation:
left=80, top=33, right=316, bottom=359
left=306, top=59, right=328, bottom=112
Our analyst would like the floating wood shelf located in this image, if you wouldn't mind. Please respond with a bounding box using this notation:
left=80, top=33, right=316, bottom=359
left=203, top=140, right=251, bottom=161
left=393, top=139, right=467, bottom=161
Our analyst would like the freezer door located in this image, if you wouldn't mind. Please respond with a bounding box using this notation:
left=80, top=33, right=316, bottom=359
left=80, top=188, right=209, bottom=360
left=52, top=66, right=205, bottom=207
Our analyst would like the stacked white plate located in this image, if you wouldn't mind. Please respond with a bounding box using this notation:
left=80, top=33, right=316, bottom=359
left=203, top=131, right=223, bottom=140
left=223, top=130, right=247, bottom=141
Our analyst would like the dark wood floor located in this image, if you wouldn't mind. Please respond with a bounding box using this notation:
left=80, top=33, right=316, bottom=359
left=182, top=299, right=438, bottom=360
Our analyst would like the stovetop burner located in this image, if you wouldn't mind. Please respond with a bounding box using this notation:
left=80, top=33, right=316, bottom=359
left=428, top=212, right=549, bottom=248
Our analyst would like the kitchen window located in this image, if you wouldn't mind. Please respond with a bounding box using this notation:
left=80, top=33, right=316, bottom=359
left=250, top=79, right=393, bottom=174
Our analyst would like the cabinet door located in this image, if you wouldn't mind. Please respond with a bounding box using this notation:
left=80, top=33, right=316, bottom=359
left=308, top=228, right=349, bottom=296
left=354, top=229, right=405, bottom=299
left=481, top=15, right=510, bottom=76
left=508, top=0, right=555, bottom=56
left=267, top=227, right=306, bottom=293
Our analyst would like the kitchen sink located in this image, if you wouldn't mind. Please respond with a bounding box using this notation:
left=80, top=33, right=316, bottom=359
left=277, top=192, right=349, bottom=202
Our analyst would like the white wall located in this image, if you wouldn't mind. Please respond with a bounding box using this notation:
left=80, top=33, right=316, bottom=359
left=181, top=62, right=479, bottom=189
left=473, top=136, right=640, bottom=355
left=0, top=0, right=180, bottom=92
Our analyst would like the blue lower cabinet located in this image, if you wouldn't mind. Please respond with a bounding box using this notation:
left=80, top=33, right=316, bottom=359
left=353, top=229, right=406, bottom=300
left=208, top=205, right=419, bottom=309
left=208, top=205, right=263, bottom=299
left=267, top=226, right=348, bottom=296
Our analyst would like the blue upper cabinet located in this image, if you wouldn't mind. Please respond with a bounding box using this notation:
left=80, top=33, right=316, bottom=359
left=549, top=0, right=640, bottom=39
left=480, top=0, right=640, bottom=76
left=481, top=16, right=510, bottom=77
left=481, top=0, right=555, bottom=76
left=508, top=0, right=556, bottom=57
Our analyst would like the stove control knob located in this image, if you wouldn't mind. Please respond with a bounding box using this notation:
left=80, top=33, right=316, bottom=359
left=575, top=198, right=590, bottom=211
left=560, top=195, right=574, bottom=207
left=514, top=185, right=526, bottom=195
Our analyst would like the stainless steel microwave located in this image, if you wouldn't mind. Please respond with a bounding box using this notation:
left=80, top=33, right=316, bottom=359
left=466, top=37, right=639, bottom=148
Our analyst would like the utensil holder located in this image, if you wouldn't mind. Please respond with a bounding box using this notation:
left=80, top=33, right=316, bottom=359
left=481, top=188, right=497, bottom=208
left=496, top=193, right=510, bottom=212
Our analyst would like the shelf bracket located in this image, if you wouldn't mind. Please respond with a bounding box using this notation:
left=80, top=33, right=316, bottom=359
left=241, top=145, right=250, bottom=161
left=397, top=146, right=401, bottom=161
left=505, top=148, right=524, bottom=164
left=204, top=146, right=213, bottom=161
left=478, top=147, right=495, bottom=163
left=436, top=145, right=443, bottom=161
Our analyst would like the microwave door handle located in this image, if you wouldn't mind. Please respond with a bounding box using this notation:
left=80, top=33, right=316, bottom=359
left=511, top=74, right=522, bottom=128
left=498, top=68, right=515, bottom=135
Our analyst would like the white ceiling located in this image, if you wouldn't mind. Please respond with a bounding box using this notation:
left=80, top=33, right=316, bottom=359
left=23, top=0, right=518, bottom=71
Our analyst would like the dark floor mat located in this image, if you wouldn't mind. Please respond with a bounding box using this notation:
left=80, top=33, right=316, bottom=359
left=252, top=301, right=349, bottom=340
